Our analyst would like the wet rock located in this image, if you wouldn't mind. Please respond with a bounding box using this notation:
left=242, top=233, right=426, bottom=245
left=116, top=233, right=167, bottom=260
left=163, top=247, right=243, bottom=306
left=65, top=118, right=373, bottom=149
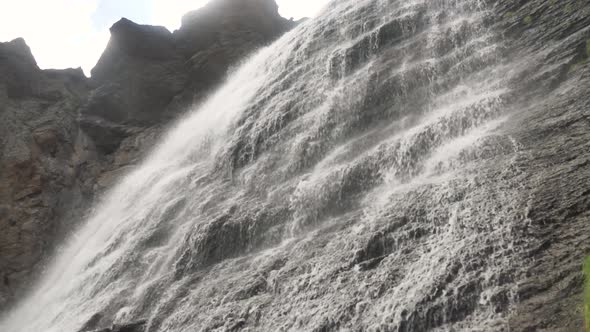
left=52, top=0, right=586, bottom=331
left=79, top=319, right=146, bottom=332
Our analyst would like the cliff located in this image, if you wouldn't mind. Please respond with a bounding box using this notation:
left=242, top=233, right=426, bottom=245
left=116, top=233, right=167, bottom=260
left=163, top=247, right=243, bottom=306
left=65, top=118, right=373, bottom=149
left=0, top=0, right=295, bottom=309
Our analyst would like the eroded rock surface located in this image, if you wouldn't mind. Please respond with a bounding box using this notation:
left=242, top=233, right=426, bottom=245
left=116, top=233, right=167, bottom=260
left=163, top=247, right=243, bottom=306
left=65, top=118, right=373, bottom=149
left=78, top=313, right=146, bottom=332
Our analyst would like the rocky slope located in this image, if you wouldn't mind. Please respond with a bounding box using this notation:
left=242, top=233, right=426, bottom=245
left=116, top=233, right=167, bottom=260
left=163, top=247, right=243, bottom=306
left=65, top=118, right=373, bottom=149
left=0, top=0, right=295, bottom=309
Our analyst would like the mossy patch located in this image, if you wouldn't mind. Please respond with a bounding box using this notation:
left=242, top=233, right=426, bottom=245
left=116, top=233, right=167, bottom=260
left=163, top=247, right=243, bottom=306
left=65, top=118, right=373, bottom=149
left=523, top=16, right=533, bottom=25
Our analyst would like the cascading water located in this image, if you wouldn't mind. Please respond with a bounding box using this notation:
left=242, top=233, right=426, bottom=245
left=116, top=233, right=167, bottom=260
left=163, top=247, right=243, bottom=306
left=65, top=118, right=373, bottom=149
left=0, top=0, right=547, bottom=331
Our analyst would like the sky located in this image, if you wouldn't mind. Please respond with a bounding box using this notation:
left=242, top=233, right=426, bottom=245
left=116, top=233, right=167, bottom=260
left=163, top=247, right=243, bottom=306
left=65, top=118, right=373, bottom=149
left=0, top=0, right=328, bottom=76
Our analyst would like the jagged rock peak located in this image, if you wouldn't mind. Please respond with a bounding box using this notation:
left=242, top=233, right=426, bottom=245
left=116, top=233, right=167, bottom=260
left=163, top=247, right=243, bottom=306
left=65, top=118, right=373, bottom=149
left=0, top=38, right=38, bottom=67
left=181, top=0, right=283, bottom=25
left=0, top=38, right=41, bottom=98
left=0, top=0, right=298, bottom=313
left=179, top=0, right=294, bottom=39
left=108, top=18, right=175, bottom=58
left=84, top=0, right=296, bottom=153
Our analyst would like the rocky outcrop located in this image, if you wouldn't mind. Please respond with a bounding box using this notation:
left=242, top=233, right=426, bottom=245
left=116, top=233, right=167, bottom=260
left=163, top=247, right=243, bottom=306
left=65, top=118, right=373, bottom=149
left=80, top=19, right=187, bottom=153
left=0, top=0, right=294, bottom=310
left=78, top=313, right=146, bottom=332
left=82, top=0, right=295, bottom=153
left=1, top=0, right=589, bottom=330
left=0, top=39, right=91, bottom=308
left=0, top=38, right=42, bottom=98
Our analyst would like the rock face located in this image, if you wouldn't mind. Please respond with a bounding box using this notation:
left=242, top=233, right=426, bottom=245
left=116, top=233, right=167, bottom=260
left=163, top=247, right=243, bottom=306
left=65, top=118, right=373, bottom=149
left=0, top=0, right=294, bottom=310
left=78, top=313, right=146, bottom=332
left=82, top=0, right=295, bottom=153
left=493, top=1, right=590, bottom=330
left=0, top=39, right=91, bottom=308
left=176, top=0, right=294, bottom=88
left=80, top=19, right=186, bottom=153
left=4, top=0, right=583, bottom=330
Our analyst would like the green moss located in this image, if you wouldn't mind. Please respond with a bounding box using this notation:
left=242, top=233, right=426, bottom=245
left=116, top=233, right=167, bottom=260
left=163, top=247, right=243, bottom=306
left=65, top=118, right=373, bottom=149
left=570, top=56, right=588, bottom=73
left=523, top=16, right=533, bottom=25
left=584, top=257, right=590, bottom=331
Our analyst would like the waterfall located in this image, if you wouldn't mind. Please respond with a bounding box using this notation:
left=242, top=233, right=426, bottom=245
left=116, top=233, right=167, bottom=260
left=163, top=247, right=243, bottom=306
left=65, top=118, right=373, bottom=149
left=1, top=0, right=532, bottom=331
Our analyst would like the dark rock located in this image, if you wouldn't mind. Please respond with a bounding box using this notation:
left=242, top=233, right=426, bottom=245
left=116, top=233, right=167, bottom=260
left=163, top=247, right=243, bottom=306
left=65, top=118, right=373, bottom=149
left=78, top=115, right=138, bottom=154
left=79, top=313, right=104, bottom=331
left=0, top=38, right=42, bottom=98
left=1, top=0, right=589, bottom=331
left=81, top=0, right=296, bottom=152
left=84, top=20, right=187, bottom=150
left=94, top=18, right=177, bottom=69
left=176, top=0, right=295, bottom=95
left=0, top=0, right=296, bottom=312
left=176, top=0, right=294, bottom=57
left=79, top=318, right=146, bottom=332
left=112, top=321, right=147, bottom=332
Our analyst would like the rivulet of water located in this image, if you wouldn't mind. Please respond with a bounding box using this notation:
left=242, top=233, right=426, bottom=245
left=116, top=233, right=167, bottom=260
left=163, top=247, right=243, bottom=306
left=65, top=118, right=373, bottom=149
left=1, top=0, right=534, bottom=331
